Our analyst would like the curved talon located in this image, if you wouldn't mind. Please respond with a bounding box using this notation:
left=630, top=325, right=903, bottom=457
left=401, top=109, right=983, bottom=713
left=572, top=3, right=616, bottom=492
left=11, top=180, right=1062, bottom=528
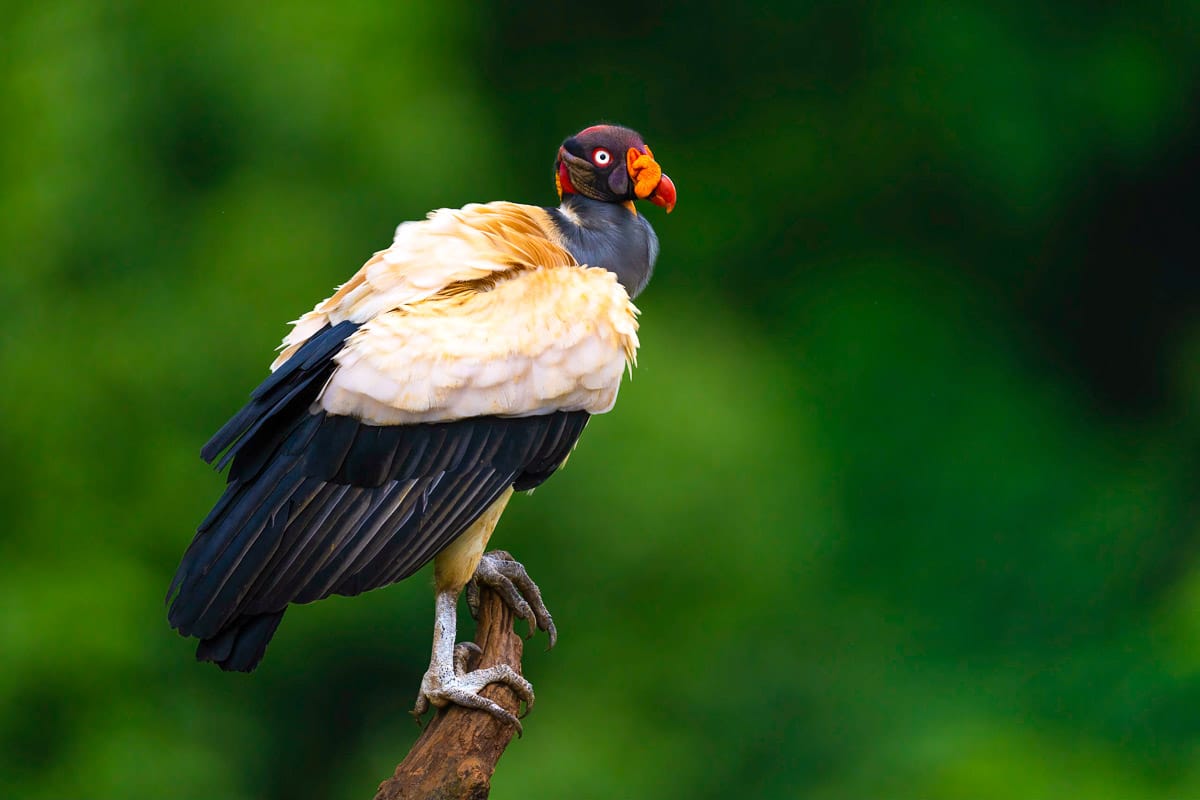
left=411, top=692, right=429, bottom=727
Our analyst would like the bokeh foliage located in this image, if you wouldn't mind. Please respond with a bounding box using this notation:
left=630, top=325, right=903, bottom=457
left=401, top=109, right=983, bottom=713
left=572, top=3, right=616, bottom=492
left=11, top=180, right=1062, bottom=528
left=2, top=1, right=1199, bottom=798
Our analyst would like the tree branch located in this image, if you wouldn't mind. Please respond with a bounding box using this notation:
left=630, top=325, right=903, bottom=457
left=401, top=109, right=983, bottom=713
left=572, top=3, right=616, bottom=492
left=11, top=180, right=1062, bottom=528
left=374, top=587, right=526, bottom=800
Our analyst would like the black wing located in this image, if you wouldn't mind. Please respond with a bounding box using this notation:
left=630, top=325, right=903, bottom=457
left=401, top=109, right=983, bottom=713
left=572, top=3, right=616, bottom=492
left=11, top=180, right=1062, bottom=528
left=167, top=324, right=588, bottom=671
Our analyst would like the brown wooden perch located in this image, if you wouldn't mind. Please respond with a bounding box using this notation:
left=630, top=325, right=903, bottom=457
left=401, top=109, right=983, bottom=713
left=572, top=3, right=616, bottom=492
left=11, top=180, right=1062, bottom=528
left=374, top=585, right=530, bottom=800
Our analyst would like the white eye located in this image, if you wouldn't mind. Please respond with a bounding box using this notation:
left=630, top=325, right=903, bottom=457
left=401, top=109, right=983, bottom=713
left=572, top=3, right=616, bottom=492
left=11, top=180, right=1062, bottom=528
left=592, top=148, right=612, bottom=167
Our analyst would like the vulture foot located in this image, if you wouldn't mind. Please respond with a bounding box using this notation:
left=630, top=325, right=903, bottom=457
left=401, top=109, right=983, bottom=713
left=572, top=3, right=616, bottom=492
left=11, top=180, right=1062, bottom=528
left=412, top=655, right=534, bottom=735
left=467, top=550, right=558, bottom=648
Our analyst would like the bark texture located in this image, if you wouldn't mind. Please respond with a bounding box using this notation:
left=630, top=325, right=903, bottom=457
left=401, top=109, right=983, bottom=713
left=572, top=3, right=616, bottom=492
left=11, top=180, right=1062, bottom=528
left=374, top=588, right=527, bottom=800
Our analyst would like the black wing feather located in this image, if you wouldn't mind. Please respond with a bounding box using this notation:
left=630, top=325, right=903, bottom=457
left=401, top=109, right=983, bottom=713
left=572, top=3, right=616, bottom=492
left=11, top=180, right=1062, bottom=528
left=513, top=412, right=590, bottom=490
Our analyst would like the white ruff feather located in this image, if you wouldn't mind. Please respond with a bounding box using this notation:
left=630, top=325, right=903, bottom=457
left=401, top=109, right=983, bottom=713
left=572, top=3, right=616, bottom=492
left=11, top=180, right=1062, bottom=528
left=319, top=266, right=639, bottom=424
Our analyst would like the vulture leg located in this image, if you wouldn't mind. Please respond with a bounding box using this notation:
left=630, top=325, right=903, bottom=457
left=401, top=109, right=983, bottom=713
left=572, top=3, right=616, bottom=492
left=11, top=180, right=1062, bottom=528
left=412, top=490, right=540, bottom=731
left=466, top=550, right=558, bottom=647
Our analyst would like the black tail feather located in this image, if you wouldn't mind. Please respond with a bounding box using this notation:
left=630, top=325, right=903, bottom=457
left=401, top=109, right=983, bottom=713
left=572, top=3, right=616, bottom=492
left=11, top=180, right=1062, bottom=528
left=195, top=610, right=286, bottom=672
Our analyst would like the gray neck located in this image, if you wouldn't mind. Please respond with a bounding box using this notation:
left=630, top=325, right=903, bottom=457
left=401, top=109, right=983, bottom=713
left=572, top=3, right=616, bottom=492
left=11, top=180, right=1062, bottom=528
left=547, top=195, right=659, bottom=298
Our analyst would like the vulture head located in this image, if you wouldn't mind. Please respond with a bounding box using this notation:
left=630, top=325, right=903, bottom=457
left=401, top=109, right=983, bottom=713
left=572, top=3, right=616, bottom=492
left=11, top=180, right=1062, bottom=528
left=555, top=124, right=676, bottom=213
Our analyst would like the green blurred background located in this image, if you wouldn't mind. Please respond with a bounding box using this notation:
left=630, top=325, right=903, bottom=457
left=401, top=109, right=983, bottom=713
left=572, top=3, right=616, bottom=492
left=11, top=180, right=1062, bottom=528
left=3, top=1, right=1199, bottom=797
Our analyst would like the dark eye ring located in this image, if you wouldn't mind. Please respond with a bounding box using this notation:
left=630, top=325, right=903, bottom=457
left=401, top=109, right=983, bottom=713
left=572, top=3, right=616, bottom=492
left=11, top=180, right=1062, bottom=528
left=592, top=148, right=612, bottom=167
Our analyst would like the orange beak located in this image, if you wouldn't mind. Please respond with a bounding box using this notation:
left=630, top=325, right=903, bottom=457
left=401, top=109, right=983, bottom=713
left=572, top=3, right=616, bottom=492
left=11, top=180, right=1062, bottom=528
left=626, top=146, right=677, bottom=213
